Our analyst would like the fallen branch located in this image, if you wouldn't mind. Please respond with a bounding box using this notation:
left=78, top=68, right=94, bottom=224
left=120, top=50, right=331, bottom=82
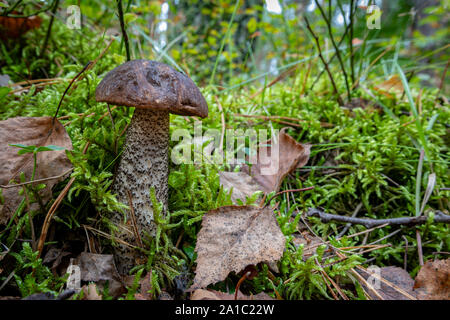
left=306, top=208, right=450, bottom=228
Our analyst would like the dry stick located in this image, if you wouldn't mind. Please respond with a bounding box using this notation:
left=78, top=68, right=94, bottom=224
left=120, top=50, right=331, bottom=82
left=316, top=263, right=339, bottom=300
left=36, top=142, right=90, bottom=258
left=10, top=81, right=63, bottom=94
left=52, top=61, right=93, bottom=124
left=117, top=0, right=130, bottom=61
left=304, top=16, right=343, bottom=106
left=309, top=19, right=351, bottom=93
left=402, top=235, right=408, bottom=270
left=416, top=229, right=424, bottom=266
left=39, top=0, right=60, bottom=58
left=83, top=224, right=137, bottom=249
left=126, top=190, right=143, bottom=248
left=8, top=78, right=64, bottom=87
left=264, top=187, right=315, bottom=208
left=307, top=208, right=450, bottom=227
left=315, top=257, right=348, bottom=300
left=0, top=168, right=73, bottom=189
left=314, top=0, right=351, bottom=100
left=337, top=202, right=363, bottom=238
left=340, top=223, right=389, bottom=239
left=349, top=0, right=355, bottom=84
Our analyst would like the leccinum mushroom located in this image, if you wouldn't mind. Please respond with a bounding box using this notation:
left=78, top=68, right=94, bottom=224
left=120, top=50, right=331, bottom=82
left=96, top=60, right=208, bottom=273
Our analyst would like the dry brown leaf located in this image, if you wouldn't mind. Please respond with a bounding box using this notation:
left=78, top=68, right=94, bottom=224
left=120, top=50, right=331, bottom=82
left=191, top=205, right=285, bottom=289
left=219, top=171, right=263, bottom=204
left=0, top=15, right=42, bottom=39
left=242, top=131, right=310, bottom=193
left=413, top=259, right=450, bottom=300
left=361, top=266, right=417, bottom=300
left=82, top=283, right=102, bottom=300
left=0, top=117, right=73, bottom=225
left=373, top=75, right=404, bottom=98
left=191, top=289, right=274, bottom=300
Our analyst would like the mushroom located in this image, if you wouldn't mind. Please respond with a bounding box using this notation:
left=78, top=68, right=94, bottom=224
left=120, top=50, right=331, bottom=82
left=96, top=59, right=208, bottom=273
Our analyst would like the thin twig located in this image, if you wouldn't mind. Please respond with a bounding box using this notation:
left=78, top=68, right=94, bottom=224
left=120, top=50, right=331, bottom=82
left=307, top=208, right=450, bottom=227
left=337, top=202, right=363, bottom=238
left=0, top=168, right=73, bottom=189
left=314, top=0, right=351, bottom=100
left=117, top=0, right=131, bottom=61
left=304, top=16, right=343, bottom=105
left=39, top=0, right=60, bottom=58
left=402, top=235, right=408, bottom=270
left=52, top=61, right=93, bottom=123
left=416, top=230, right=424, bottom=266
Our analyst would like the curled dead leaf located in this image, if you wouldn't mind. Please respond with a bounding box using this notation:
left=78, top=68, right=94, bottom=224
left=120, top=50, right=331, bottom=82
left=0, top=15, right=42, bottom=40
left=413, top=259, right=450, bottom=300
left=0, top=117, right=73, bottom=225
left=191, top=205, right=285, bottom=289
left=242, top=131, right=310, bottom=193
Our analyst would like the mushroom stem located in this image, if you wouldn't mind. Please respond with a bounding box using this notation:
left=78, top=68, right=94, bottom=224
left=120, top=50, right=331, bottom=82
left=111, top=108, right=169, bottom=273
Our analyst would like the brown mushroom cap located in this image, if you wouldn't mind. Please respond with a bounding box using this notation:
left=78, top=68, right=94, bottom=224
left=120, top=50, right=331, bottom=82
left=95, top=59, right=208, bottom=118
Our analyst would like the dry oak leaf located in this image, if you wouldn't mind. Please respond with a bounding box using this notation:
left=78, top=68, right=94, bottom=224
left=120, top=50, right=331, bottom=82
left=413, top=259, right=450, bottom=300
left=219, top=171, right=263, bottom=204
left=242, top=131, right=310, bottom=193
left=0, top=117, right=73, bottom=225
left=191, top=205, right=285, bottom=289
left=191, top=289, right=274, bottom=300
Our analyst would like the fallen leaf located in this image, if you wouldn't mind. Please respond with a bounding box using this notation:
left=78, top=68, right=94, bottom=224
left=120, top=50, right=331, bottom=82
left=373, top=75, right=404, bottom=99
left=219, top=171, right=263, bottom=204
left=361, top=266, right=417, bottom=300
left=76, top=252, right=120, bottom=282
left=0, top=15, right=42, bottom=39
left=413, top=259, right=450, bottom=300
left=191, top=289, right=274, bottom=300
left=0, top=117, right=72, bottom=225
left=242, top=131, right=310, bottom=193
left=191, top=205, right=285, bottom=289
left=82, top=283, right=102, bottom=300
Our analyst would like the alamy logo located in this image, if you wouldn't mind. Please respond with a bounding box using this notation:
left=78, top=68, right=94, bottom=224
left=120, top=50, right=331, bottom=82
left=66, top=5, right=81, bottom=30
left=366, top=5, right=381, bottom=30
